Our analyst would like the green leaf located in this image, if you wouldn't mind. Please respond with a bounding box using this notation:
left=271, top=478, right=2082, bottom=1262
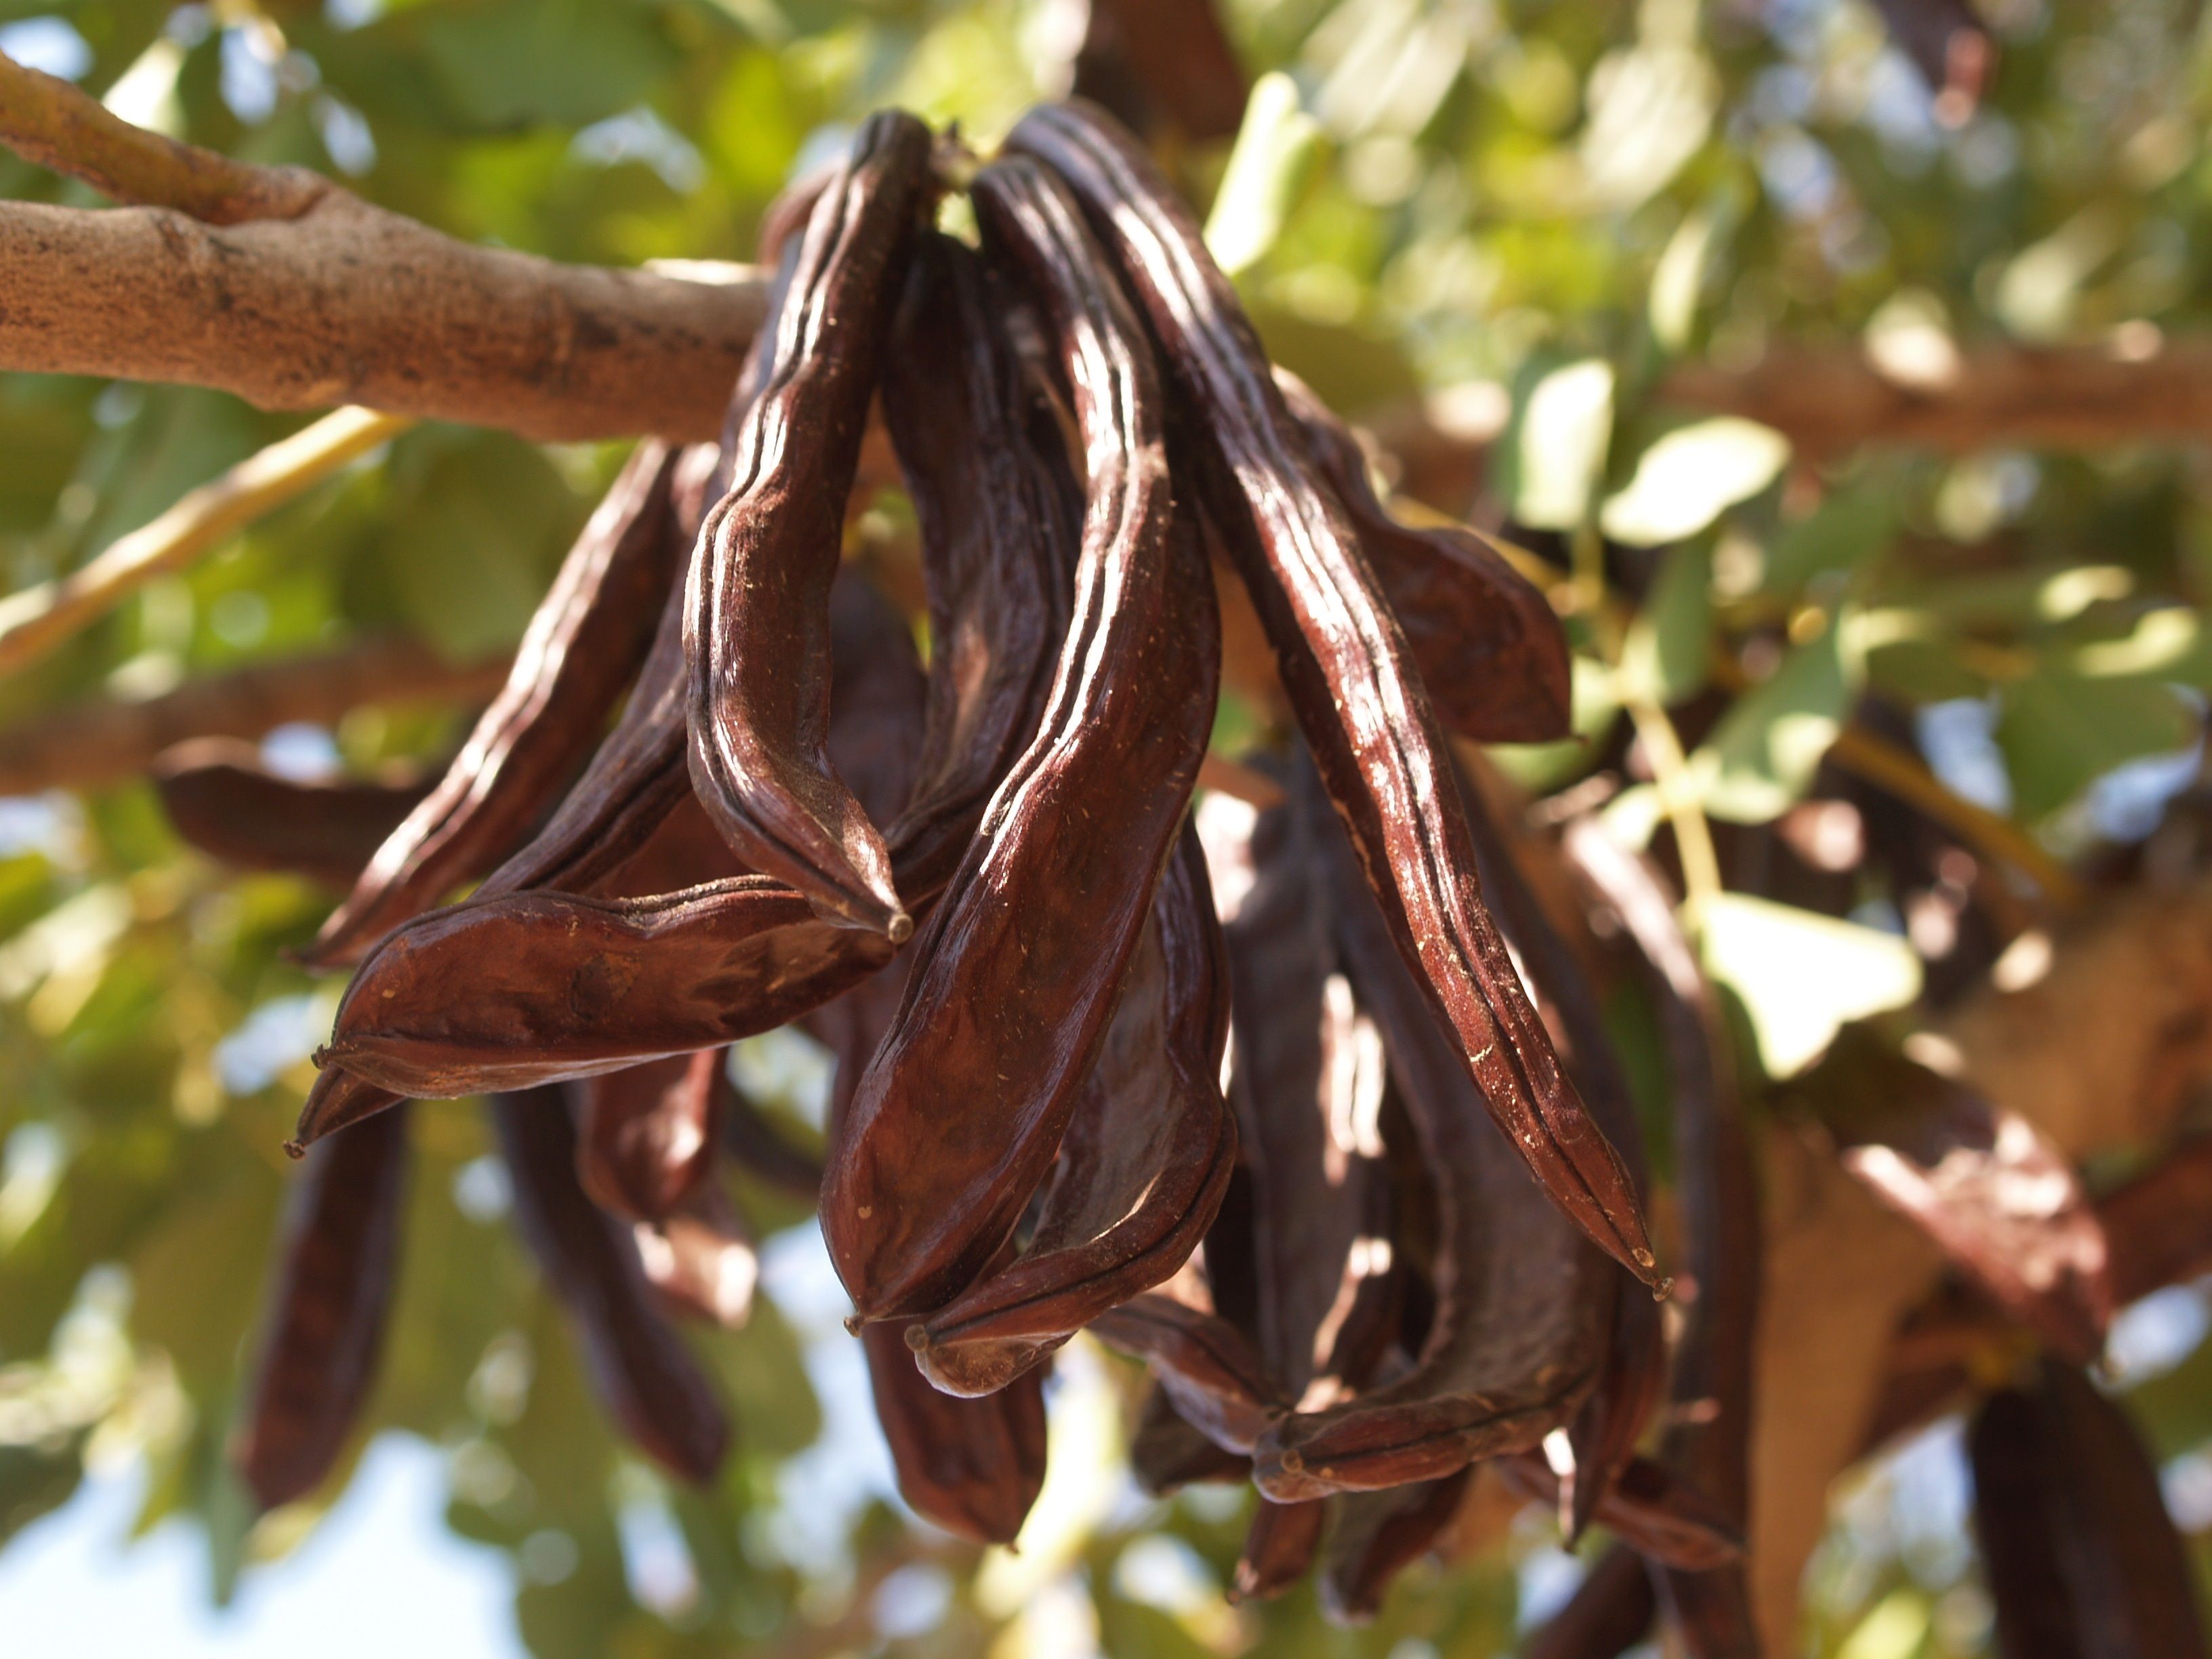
left=1698, top=894, right=1922, bottom=1078
left=422, top=0, right=678, bottom=129
left=1761, top=483, right=1896, bottom=596
left=1507, top=358, right=1614, bottom=531
left=1600, top=417, right=1790, bottom=548
left=1689, top=615, right=1860, bottom=823
left=1994, top=671, right=2199, bottom=821
left=1618, top=540, right=1712, bottom=706
left=1204, top=73, right=1326, bottom=278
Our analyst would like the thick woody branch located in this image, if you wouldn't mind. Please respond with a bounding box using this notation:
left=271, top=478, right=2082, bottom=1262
left=0, top=638, right=509, bottom=796
left=0, top=199, right=760, bottom=443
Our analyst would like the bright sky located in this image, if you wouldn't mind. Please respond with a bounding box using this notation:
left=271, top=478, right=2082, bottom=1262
left=0, top=1437, right=525, bottom=1659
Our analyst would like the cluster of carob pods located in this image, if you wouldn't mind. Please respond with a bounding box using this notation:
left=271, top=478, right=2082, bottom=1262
left=183, top=101, right=1774, bottom=1625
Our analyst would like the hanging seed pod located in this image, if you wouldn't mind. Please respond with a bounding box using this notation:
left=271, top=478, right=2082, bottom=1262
left=1522, top=1544, right=1660, bottom=1659
left=823, top=154, right=1219, bottom=1323
left=230, top=1108, right=410, bottom=1511
left=1006, top=100, right=1662, bottom=1292
left=155, top=739, right=432, bottom=888
left=684, top=111, right=933, bottom=938
left=304, top=440, right=683, bottom=966
left=493, top=1086, right=729, bottom=1483
left=575, top=1048, right=722, bottom=1224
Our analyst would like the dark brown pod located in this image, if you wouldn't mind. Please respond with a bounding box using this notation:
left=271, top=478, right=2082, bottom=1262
left=1562, top=817, right=1761, bottom=1657
left=1317, top=1468, right=1474, bottom=1624
left=1521, top=1544, right=1660, bottom=1659
left=305, top=441, right=682, bottom=965
left=720, top=1086, right=824, bottom=1198
left=1006, top=100, right=1660, bottom=1292
left=1500, top=1452, right=1746, bottom=1572
left=633, top=1182, right=758, bottom=1330
left=155, top=739, right=431, bottom=888
left=1275, top=367, right=1570, bottom=744
left=684, top=111, right=933, bottom=938
left=1130, top=1388, right=1248, bottom=1496
left=493, top=1086, right=729, bottom=1484
left=1233, top=1496, right=1326, bottom=1603
left=307, top=876, right=895, bottom=1103
left=1969, top=1360, right=2209, bottom=1659
left=861, top=1320, right=1048, bottom=1546
left=880, top=230, right=1076, bottom=895
left=823, top=155, right=1219, bottom=1323
left=910, top=826, right=1236, bottom=1394
left=231, top=1107, right=409, bottom=1511
left=576, top=1048, right=722, bottom=1223
left=1089, top=1291, right=1284, bottom=1456
left=1250, top=765, right=1609, bottom=1500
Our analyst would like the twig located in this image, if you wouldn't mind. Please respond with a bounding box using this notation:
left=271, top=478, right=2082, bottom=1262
left=1626, top=700, right=1724, bottom=914
left=1826, top=723, right=2087, bottom=909
left=0, top=409, right=410, bottom=678
left=0, top=47, right=326, bottom=223
left=0, top=638, right=510, bottom=796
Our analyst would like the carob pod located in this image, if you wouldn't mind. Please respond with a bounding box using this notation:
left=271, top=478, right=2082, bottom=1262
left=1522, top=1543, right=1660, bottom=1659
left=1562, top=819, right=1760, bottom=1655
left=823, top=154, right=1220, bottom=1323
left=1250, top=758, right=1610, bottom=1500
left=880, top=230, right=1077, bottom=895
left=861, top=1319, right=1048, bottom=1546
left=1130, top=1387, right=1248, bottom=1496
left=1969, top=1359, right=2209, bottom=1659
left=291, top=567, right=927, bottom=1145
left=633, top=1182, right=758, bottom=1330
left=1005, top=100, right=1662, bottom=1292
left=1089, top=1290, right=1283, bottom=1456
left=493, top=1085, right=729, bottom=1483
left=684, top=111, right=933, bottom=939
left=1455, top=766, right=1664, bottom=1545
left=721, top=1086, right=824, bottom=1197
left=155, top=739, right=432, bottom=889
left=1317, top=1467, right=1475, bottom=1624
left=576, top=1048, right=722, bottom=1223
left=1499, top=1452, right=1744, bottom=1571
left=909, top=824, right=1237, bottom=1394
left=1235, top=1495, right=1329, bottom=1603
left=230, top=1107, right=409, bottom=1511
left=304, top=440, right=683, bottom=966
left=1273, top=366, right=1570, bottom=745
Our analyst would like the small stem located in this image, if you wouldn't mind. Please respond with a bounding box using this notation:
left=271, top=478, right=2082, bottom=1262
left=1827, top=722, right=2086, bottom=909
left=0, top=47, right=326, bottom=224
left=0, top=408, right=411, bottom=679
left=1626, top=699, right=1723, bottom=917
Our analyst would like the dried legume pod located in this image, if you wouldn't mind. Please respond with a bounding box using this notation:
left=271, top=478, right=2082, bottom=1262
left=230, top=1107, right=409, bottom=1511
left=634, top=1182, right=758, bottom=1329
left=823, top=154, right=1219, bottom=1322
left=909, top=825, right=1236, bottom=1394
left=1250, top=767, right=1609, bottom=1500
left=1274, top=367, right=1570, bottom=744
left=304, top=441, right=682, bottom=966
left=1090, top=1290, right=1283, bottom=1456
left=577, top=1048, right=722, bottom=1223
left=881, top=231, right=1076, bottom=892
left=721, top=1085, right=824, bottom=1198
left=861, top=1319, right=1048, bottom=1546
left=684, top=111, right=933, bottom=939
left=1500, top=1452, right=1746, bottom=1571
left=1005, top=100, right=1661, bottom=1292
left=494, top=1085, right=728, bottom=1483
left=1130, top=1388, right=1248, bottom=1496
left=1233, top=1496, right=1327, bottom=1603
left=310, top=877, right=895, bottom=1102
left=1969, top=1359, right=2209, bottom=1659
left=1316, top=1468, right=1473, bottom=1624
left=1455, top=766, right=1663, bottom=1545
left=154, top=739, right=431, bottom=889
left=1522, top=1544, right=1658, bottom=1659
left=1563, top=818, right=1761, bottom=1657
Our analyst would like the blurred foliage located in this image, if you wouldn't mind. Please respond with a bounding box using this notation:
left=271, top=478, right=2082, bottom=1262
left=3, top=0, right=2212, bottom=1654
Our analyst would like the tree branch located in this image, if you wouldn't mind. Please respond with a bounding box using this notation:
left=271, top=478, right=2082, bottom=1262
left=0, top=638, right=510, bottom=796
left=0, top=199, right=760, bottom=442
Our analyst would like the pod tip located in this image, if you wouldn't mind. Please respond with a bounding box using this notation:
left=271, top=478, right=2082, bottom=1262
left=887, top=909, right=914, bottom=945
left=281, top=1138, right=306, bottom=1162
